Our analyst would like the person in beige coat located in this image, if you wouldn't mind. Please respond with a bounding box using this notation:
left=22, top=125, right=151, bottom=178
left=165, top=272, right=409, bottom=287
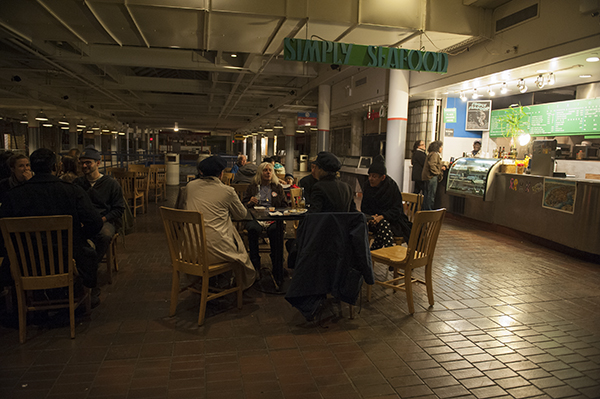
left=183, top=155, right=256, bottom=290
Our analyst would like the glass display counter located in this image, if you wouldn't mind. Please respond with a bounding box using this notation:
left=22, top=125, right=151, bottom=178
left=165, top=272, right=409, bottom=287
left=446, top=158, right=501, bottom=201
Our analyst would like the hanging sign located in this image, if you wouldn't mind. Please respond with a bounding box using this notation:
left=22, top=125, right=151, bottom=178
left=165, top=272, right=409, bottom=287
left=284, top=38, right=448, bottom=73
left=297, top=112, right=317, bottom=127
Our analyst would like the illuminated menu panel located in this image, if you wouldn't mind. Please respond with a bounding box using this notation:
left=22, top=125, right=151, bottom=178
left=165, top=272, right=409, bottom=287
left=490, top=98, right=600, bottom=137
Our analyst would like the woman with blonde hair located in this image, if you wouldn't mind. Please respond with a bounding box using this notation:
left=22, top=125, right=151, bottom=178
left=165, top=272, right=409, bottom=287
left=242, top=162, right=288, bottom=271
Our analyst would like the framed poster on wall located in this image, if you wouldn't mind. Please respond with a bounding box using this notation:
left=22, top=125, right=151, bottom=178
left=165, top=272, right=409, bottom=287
left=466, top=100, right=492, bottom=131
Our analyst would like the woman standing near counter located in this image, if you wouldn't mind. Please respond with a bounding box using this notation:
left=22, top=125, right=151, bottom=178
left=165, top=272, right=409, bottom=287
left=422, top=140, right=445, bottom=210
left=411, top=140, right=427, bottom=194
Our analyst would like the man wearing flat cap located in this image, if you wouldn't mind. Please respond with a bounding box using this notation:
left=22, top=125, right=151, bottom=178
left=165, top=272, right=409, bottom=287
left=309, top=152, right=356, bottom=213
left=361, top=158, right=411, bottom=249
left=74, top=146, right=125, bottom=301
left=183, top=155, right=256, bottom=289
left=298, top=156, right=319, bottom=206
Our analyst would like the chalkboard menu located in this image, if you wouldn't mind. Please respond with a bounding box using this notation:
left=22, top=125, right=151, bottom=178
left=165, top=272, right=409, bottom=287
left=490, top=98, right=600, bottom=137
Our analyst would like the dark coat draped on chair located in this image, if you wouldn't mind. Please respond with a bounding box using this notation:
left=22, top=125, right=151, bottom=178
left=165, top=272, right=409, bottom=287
left=285, top=212, right=374, bottom=320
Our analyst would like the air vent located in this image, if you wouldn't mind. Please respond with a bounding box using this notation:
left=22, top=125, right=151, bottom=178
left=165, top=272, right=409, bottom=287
left=495, top=3, right=539, bottom=33
left=355, top=77, right=367, bottom=87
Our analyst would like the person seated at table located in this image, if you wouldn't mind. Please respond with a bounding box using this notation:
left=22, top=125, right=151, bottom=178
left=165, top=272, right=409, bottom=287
left=284, top=173, right=298, bottom=188
left=242, top=162, right=288, bottom=271
left=309, top=152, right=357, bottom=213
left=1, top=148, right=103, bottom=305
left=184, top=155, right=256, bottom=289
left=0, top=154, right=33, bottom=197
left=230, top=154, right=246, bottom=175
left=59, top=155, right=79, bottom=183
left=361, top=159, right=412, bottom=250
left=232, top=162, right=257, bottom=184
left=298, top=157, right=318, bottom=206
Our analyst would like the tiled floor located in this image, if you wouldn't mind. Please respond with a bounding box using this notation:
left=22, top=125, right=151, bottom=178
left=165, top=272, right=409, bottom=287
left=1, top=184, right=600, bottom=399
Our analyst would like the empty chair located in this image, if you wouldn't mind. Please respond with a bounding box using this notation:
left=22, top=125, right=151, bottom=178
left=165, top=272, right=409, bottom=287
left=113, top=171, right=145, bottom=217
left=230, top=183, right=249, bottom=201
left=160, top=207, right=243, bottom=326
left=149, top=164, right=166, bottom=202
left=221, top=172, right=234, bottom=185
left=0, top=215, right=90, bottom=343
left=367, top=209, right=446, bottom=314
left=128, top=165, right=150, bottom=209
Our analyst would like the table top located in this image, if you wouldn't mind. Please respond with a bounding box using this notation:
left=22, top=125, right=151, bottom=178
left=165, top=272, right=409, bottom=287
left=249, top=207, right=308, bottom=221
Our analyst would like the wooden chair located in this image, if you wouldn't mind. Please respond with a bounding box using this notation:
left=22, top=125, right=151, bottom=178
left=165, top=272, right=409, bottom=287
left=160, top=207, right=243, bottom=326
left=367, top=209, right=446, bottom=314
left=103, top=233, right=119, bottom=284
left=289, top=188, right=303, bottom=209
left=113, top=171, right=145, bottom=217
left=402, top=192, right=423, bottom=223
left=106, top=167, right=125, bottom=176
left=128, top=165, right=150, bottom=210
left=0, top=215, right=90, bottom=343
left=231, top=183, right=250, bottom=201
left=149, top=165, right=166, bottom=203
left=221, top=172, right=234, bottom=185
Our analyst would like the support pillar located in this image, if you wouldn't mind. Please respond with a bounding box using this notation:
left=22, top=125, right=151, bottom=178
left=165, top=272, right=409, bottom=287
left=386, top=69, right=410, bottom=188
left=350, top=112, right=363, bottom=156
left=256, top=136, right=262, bottom=163
left=267, top=134, right=274, bottom=157
left=68, top=119, right=78, bottom=150
left=285, top=116, right=295, bottom=172
left=27, top=110, right=40, bottom=155
left=317, top=85, right=330, bottom=153
left=242, top=138, right=247, bottom=156
left=250, top=136, right=257, bottom=163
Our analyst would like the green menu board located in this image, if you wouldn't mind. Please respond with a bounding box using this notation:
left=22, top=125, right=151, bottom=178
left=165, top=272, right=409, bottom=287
left=490, top=98, right=600, bottom=137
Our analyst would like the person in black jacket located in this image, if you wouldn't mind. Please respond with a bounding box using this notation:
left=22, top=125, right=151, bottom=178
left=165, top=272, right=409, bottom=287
left=411, top=140, right=426, bottom=194
left=361, top=161, right=411, bottom=250
left=298, top=158, right=318, bottom=205
left=1, top=148, right=103, bottom=291
left=309, top=152, right=356, bottom=213
left=73, top=147, right=124, bottom=266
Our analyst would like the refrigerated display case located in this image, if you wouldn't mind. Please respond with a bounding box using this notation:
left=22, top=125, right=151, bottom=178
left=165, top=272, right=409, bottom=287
left=446, top=157, right=502, bottom=201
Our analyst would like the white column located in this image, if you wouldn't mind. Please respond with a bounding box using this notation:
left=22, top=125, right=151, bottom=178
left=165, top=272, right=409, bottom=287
left=317, top=85, right=331, bottom=153
left=351, top=112, right=363, bottom=156
left=68, top=119, right=78, bottom=150
left=386, top=69, right=410, bottom=187
left=267, top=133, right=274, bottom=157
left=27, top=109, right=40, bottom=154
left=250, top=136, right=257, bottom=163
left=285, top=116, right=295, bottom=172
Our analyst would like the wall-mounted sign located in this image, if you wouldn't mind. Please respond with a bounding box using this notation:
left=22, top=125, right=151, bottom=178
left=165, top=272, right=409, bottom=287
left=543, top=178, right=576, bottom=214
left=444, top=128, right=454, bottom=137
left=466, top=100, right=492, bottom=131
left=444, top=108, right=457, bottom=123
left=284, top=38, right=448, bottom=73
left=297, top=112, right=317, bottom=127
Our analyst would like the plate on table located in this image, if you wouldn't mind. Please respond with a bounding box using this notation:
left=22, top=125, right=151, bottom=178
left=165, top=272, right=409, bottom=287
left=287, top=208, right=307, bottom=214
left=254, top=206, right=266, bottom=210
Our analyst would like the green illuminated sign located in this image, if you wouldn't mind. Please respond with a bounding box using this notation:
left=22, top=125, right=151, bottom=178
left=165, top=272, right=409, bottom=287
left=284, top=38, right=448, bottom=73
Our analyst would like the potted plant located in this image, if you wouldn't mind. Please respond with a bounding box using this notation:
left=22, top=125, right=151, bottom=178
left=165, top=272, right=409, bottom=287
left=499, top=103, right=530, bottom=161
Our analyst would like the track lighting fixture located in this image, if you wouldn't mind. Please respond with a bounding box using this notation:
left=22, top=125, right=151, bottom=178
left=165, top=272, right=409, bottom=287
left=472, top=88, right=479, bottom=99
left=535, top=74, right=545, bottom=89
left=547, top=72, right=555, bottom=85
left=517, top=79, right=528, bottom=93
left=35, top=110, right=48, bottom=121
left=487, top=86, right=495, bottom=96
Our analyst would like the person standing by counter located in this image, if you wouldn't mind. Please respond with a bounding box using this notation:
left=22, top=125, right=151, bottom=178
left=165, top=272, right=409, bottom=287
left=411, top=140, right=426, bottom=194
left=422, top=140, right=446, bottom=210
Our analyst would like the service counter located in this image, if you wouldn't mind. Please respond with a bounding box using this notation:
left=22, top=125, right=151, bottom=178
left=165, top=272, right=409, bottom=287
left=441, top=173, right=600, bottom=256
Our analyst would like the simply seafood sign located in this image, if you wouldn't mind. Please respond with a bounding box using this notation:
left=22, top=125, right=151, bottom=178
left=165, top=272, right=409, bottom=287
left=283, top=38, right=448, bottom=73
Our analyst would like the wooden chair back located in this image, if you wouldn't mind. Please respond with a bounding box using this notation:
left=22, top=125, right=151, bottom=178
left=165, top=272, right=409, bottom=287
left=160, top=207, right=210, bottom=276
left=289, top=188, right=303, bottom=209
left=113, top=171, right=145, bottom=216
left=404, top=209, right=445, bottom=269
left=148, top=165, right=166, bottom=202
left=401, top=192, right=423, bottom=223
left=221, top=172, right=234, bottom=185
left=127, top=164, right=146, bottom=172
left=0, top=215, right=89, bottom=343
left=160, top=207, right=243, bottom=325
left=231, top=183, right=249, bottom=201
left=106, top=167, right=125, bottom=176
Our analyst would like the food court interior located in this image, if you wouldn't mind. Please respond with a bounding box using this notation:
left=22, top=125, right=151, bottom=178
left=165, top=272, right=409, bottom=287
left=1, top=1, right=600, bottom=398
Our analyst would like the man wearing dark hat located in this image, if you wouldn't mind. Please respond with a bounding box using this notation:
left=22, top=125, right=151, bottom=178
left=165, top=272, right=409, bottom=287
left=183, top=155, right=256, bottom=289
left=2, top=148, right=103, bottom=298
left=74, top=146, right=125, bottom=279
left=361, top=159, right=411, bottom=249
left=469, top=140, right=482, bottom=158
left=298, top=156, right=318, bottom=206
left=309, top=152, right=356, bottom=213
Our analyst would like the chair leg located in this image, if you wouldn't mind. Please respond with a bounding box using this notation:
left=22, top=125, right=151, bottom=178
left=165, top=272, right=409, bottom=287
left=16, top=290, right=27, bottom=344
left=69, top=282, right=75, bottom=339
left=198, top=277, right=209, bottom=326
left=169, top=270, right=180, bottom=317
left=404, top=268, right=415, bottom=314
left=366, top=285, right=372, bottom=301
left=425, top=263, right=434, bottom=307
left=348, top=304, right=354, bottom=319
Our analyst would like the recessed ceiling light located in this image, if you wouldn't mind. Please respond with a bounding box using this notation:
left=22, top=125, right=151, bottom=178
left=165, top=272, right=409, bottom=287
left=579, top=74, right=592, bottom=78
left=585, top=56, right=599, bottom=62
left=231, top=54, right=237, bottom=58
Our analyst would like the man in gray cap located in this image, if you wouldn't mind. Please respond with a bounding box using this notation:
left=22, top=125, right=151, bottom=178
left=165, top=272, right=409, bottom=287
left=183, top=155, right=256, bottom=289
left=74, top=147, right=124, bottom=301
left=309, top=152, right=357, bottom=213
